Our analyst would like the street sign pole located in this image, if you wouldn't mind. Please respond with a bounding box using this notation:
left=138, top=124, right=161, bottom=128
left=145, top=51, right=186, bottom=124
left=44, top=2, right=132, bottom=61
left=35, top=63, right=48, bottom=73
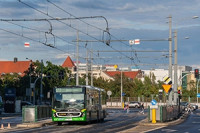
left=197, top=79, right=200, bottom=104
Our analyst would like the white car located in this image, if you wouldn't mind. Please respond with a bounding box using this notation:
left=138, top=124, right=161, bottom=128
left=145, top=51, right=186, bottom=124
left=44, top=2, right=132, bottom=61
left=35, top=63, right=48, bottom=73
left=128, top=101, right=141, bottom=108
left=191, top=104, right=198, bottom=110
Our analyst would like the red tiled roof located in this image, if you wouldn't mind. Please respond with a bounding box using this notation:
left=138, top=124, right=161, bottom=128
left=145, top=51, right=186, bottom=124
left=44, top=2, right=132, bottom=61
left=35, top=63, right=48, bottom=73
left=0, top=61, right=30, bottom=76
left=62, top=56, right=75, bottom=68
left=104, top=71, right=140, bottom=79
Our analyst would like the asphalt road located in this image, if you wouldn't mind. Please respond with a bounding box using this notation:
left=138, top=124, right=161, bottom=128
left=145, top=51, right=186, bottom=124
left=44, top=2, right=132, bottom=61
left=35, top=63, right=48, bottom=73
left=147, top=109, right=200, bottom=133
left=0, top=108, right=147, bottom=133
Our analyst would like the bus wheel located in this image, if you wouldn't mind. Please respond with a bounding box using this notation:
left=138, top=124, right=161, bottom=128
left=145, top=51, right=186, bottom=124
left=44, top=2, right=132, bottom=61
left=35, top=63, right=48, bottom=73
left=57, top=122, right=62, bottom=126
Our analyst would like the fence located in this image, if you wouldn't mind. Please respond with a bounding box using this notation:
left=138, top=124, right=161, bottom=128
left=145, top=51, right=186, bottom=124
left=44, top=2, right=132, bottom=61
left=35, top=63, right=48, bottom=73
left=22, top=105, right=51, bottom=123
left=148, top=105, right=183, bottom=122
left=106, top=97, right=168, bottom=107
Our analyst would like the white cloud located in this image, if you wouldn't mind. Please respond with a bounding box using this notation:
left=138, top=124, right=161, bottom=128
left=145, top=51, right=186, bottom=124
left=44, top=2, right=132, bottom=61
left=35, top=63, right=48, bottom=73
left=55, top=53, right=74, bottom=59
left=0, top=58, right=8, bottom=61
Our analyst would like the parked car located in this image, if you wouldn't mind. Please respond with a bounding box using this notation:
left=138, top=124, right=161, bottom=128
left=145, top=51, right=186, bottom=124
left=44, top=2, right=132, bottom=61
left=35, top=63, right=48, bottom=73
left=21, top=101, right=33, bottom=110
left=180, top=101, right=188, bottom=111
left=191, top=104, right=198, bottom=110
left=128, top=101, right=141, bottom=108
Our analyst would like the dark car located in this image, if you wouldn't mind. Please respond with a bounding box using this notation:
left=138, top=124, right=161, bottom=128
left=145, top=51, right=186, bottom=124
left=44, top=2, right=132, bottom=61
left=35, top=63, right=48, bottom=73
left=21, top=101, right=33, bottom=110
left=180, top=101, right=188, bottom=111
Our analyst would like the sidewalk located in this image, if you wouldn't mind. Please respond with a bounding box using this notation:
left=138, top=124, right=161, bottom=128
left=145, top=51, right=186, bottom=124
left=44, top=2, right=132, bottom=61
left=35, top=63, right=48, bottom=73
left=119, top=113, right=189, bottom=133
left=16, top=112, right=189, bottom=132
left=16, top=118, right=53, bottom=128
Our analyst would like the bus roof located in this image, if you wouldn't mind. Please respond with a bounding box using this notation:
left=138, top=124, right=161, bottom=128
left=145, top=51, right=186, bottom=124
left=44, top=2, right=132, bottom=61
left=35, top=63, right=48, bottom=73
left=58, top=85, right=105, bottom=92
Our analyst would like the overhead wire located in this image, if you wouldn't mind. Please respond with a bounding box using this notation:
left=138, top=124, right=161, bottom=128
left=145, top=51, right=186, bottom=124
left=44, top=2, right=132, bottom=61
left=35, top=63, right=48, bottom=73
left=18, top=0, right=167, bottom=69
left=46, top=0, right=140, bottom=67
left=0, top=27, right=66, bottom=52
left=17, top=0, right=110, bottom=64
left=18, top=0, right=108, bottom=46
left=1, top=20, right=105, bottom=61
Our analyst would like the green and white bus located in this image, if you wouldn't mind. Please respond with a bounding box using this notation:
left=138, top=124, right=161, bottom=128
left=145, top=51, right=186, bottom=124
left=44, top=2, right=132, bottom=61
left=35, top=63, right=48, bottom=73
left=52, top=86, right=106, bottom=125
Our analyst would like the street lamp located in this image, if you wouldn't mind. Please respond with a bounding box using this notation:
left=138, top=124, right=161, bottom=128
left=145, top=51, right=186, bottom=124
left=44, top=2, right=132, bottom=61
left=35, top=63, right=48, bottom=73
left=26, top=58, right=32, bottom=103
left=169, top=15, right=199, bottom=105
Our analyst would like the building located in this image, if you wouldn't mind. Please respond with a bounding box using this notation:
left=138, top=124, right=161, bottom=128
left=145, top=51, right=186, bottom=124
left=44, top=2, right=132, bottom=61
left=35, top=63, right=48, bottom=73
left=0, top=60, right=31, bottom=77
left=61, top=56, right=142, bottom=81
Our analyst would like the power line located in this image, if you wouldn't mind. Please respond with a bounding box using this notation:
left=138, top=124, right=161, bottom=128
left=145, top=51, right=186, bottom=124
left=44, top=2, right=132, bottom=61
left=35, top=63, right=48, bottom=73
left=0, top=27, right=66, bottom=51
left=1, top=20, right=111, bottom=64
left=18, top=0, right=110, bottom=46
left=45, top=0, right=140, bottom=66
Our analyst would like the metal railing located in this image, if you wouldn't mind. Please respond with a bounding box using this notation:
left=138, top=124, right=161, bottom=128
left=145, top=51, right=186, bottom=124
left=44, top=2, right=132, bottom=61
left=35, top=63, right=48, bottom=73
left=148, top=105, right=183, bottom=122
left=22, top=105, right=51, bottom=123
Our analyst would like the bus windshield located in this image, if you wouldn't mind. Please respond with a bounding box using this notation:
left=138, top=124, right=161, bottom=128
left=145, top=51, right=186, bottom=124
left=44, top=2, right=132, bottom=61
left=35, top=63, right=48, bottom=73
left=53, top=93, right=84, bottom=110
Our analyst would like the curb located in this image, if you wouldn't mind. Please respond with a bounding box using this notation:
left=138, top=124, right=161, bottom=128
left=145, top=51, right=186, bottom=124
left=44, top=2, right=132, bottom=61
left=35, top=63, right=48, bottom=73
left=139, top=113, right=189, bottom=126
left=16, top=120, right=53, bottom=128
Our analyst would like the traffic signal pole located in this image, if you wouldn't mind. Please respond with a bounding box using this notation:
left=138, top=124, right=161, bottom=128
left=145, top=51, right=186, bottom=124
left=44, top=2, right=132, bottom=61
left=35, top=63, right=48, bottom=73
left=174, top=30, right=178, bottom=105
left=197, top=79, right=200, bottom=104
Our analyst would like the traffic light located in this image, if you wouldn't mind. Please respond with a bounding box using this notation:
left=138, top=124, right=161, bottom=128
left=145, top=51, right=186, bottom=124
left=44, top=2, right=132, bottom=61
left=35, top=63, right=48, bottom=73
left=195, top=69, right=199, bottom=79
left=178, top=90, right=182, bottom=99
left=158, top=89, right=163, bottom=101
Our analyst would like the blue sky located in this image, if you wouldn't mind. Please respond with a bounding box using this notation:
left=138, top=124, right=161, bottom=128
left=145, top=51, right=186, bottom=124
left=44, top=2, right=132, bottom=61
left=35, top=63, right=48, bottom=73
left=0, top=0, right=200, bottom=70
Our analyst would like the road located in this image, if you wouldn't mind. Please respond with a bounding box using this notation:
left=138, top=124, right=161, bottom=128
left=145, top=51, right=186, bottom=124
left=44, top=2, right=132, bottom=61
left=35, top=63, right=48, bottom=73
left=0, top=113, right=22, bottom=128
left=0, top=108, right=146, bottom=133
left=147, top=109, right=200, bottom=133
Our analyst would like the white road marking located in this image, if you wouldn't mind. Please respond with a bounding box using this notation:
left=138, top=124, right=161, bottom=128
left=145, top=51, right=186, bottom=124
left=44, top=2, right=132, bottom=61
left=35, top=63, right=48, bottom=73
left=161, top=129, right=177, bottom=132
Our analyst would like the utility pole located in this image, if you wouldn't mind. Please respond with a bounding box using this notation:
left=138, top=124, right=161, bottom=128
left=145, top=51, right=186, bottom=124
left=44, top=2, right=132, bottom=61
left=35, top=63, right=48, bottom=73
left=168, top=15, right=173, bottom=104
left=121, top=68, right=123, bottom=108
left=91, top=50, right=93, bottom=86
left=174, top=30, right=178, bottom=105
left=86, top=50, right=89, bottom=86
left=40, top=59, right=43, bottom=104
left=30, top=61, right=32, bottom=103
left=76, top=31, right=79, bottom=86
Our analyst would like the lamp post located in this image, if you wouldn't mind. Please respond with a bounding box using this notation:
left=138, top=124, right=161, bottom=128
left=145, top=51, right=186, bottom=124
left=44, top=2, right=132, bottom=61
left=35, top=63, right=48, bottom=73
left=40, top=60, right=43, bottom=104
left=174, top=30, right=178, bottom=105
left=168, top=15, right=173, bottom=105
left=26, top=58, right=32, bottom=103
left=121, top=69, right=123, bottom=108
left=170, top=15, right=198, bottom=105
left=197, top=79, right=200, bottom=104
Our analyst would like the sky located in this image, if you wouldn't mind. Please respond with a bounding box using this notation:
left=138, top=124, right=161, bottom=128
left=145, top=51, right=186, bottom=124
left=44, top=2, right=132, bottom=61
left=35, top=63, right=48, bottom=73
left=0, top=0, right=200, bottom=70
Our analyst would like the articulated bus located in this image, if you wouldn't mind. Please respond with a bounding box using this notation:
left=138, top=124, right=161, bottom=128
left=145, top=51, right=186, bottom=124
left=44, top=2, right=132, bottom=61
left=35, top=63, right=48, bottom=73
left=52, top=86, right=106, bottom=125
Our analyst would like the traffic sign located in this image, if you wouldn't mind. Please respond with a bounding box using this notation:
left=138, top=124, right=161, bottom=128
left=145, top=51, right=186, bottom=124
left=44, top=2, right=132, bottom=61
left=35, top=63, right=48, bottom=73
left=129, top=40, right=134, bottom=45
left=162, top=84, right=172, bottom=93
left=163, top=76, right=172, bottom=85
left=197, top=93, right=200, bottom=97
left=150, top=105, right=158, bottom=109
left=122, top=92, right=126, bottom=96
left=107, top=91, right=112, bottom=96
left=129, top=39, right=140, bottom=45
left=114, top=65, right=118, bottom=69
left=151, top=99, right=157, bottom=105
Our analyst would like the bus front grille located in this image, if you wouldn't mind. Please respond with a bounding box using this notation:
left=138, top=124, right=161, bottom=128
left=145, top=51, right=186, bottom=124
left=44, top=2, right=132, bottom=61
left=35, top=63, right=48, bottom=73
left=56, top=112, right=81, bottom=117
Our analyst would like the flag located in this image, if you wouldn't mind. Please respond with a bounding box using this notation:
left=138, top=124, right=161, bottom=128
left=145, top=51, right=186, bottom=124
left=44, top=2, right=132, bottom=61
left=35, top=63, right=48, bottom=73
left=134, top=39, right=140, bottom=45
left=129, top=39, right=140, bottom=45
left=24, top=42, right=30, bottom=47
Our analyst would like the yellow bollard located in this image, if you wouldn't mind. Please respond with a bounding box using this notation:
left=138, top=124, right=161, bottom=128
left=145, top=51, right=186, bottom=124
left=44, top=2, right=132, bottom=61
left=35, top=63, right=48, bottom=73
left=122, top=102, right=124, bottom=108
left=152, top=109, right=156, bottom=123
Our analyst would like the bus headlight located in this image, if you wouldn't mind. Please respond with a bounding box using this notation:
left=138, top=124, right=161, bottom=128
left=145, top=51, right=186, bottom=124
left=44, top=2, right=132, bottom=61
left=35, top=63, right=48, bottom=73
left=80, top=112, right=85, bottom=117
left=53, top=113, right=57, bottom=117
